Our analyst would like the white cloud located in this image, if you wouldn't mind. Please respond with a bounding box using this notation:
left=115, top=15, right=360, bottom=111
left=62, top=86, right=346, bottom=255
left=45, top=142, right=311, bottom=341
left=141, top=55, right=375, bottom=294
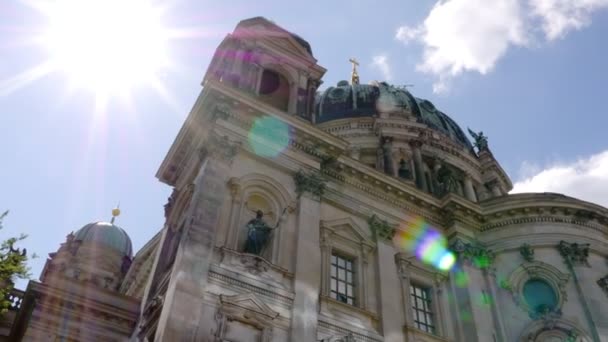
left=396, top=26, right=423, bottom=43
left=511, top=150, right=608, bottom=208
left=531, top=0, right=608, bottom=40
left=396, top=0, right=608, bottom=92
left=371, top=54, right=393, bottom=81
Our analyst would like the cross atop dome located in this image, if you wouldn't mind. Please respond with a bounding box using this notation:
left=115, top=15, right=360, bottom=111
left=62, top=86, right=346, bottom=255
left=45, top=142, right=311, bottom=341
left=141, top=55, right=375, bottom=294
left=349, top=58, right=360, bottom=85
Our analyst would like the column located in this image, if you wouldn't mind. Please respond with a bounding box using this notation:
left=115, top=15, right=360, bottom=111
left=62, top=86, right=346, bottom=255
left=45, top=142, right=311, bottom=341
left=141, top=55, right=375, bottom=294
left=382, top=137, right=395, bottom=176
left=410, top=140, right=428, bottom=192
left=463, top=174, right=477, bottom=202
left=290, top=192, right=322, bottom=341
left=154, top=134, right=239, bottom=341
left=376, top=241, right=406, bottom=342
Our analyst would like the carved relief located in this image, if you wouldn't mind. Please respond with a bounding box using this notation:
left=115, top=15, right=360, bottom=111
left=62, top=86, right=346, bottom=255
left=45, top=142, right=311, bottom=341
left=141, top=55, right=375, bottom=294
left=597, top=275, right=608, bottom=294
left=558, top=241, right=590, bottom=266
left=212, top=293, right=279, bottom=342
left=367, top=215, right=395, bottom=242
left=198, top=133, right=240, bottom=167
left=520, top=243, right=535, bottom=262
left=294, top=169, right=326, bottom=198
left=449, top=239, right=495, bottom=269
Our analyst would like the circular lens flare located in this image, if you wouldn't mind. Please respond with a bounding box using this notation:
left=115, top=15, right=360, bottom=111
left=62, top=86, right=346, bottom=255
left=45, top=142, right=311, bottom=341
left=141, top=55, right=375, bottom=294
left=393, top=216, right=456, bottom=271
left=248, top=116, right=290, bottom=157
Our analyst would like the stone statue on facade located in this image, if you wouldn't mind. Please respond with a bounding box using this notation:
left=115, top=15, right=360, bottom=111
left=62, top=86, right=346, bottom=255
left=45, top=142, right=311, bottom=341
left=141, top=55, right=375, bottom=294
left=243, top=206, right=287, bottom=256
left=435, top=166, right=459, bottom=197
left=467, top=128, right=489, bottom=151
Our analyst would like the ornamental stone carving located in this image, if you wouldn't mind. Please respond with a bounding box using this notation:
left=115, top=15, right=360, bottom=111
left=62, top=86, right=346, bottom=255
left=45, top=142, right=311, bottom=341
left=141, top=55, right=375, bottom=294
left=507, top=261, right=569, bottom=319
left=558, top=240, right=590, bottom=266
left=368, top=215, right=395, bottom=242
left=201, top=134, right=240, bottom=163
left=449, top=239, right=495, bottom=269
left=520, top=243, right=535, bottom=262
left=211, top=293, right=279, bottom=342
left=598, top=275, right=608, bottom=294
left=212, top=102, right=232, bottom=120
left=320, top=333, right=357, bottom=342
left=294, top=169, right=326, bottom=198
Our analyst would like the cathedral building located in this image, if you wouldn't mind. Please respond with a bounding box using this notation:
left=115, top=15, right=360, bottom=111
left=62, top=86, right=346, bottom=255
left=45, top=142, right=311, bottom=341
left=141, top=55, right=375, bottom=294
left=4, top=17, right=608, bottom=342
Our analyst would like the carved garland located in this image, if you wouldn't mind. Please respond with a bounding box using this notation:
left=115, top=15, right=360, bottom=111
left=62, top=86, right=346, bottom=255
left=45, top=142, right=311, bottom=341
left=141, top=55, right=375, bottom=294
left=294, top=169, right=326, bottom=198
left=449, top=239, right=495, bottom=269
left=597, top=275, right=608, bottom=295
left=367, top=215, right=396, bottom=242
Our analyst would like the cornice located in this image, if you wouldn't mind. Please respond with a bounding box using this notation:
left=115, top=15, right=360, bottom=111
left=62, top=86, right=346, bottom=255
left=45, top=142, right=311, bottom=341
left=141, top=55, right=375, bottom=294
left=208, top=80, right=348, bottom=151
left=479, top=193, right=608, bottom=233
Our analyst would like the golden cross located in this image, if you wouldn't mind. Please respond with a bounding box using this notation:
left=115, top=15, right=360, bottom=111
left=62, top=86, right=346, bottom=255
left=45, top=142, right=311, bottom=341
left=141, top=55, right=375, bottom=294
left=349, top=58, right=360, bottom=85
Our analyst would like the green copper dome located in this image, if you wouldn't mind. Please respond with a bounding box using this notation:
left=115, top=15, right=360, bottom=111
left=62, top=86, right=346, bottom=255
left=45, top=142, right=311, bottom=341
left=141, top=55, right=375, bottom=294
left=74, top=222, right=133, bottom=258
left=315, top=81, right=474, bottom=151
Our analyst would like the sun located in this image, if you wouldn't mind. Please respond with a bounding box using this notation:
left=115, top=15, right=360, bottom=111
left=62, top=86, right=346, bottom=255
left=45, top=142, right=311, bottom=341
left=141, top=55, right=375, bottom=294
left=40, top=0, right=170, bottom=96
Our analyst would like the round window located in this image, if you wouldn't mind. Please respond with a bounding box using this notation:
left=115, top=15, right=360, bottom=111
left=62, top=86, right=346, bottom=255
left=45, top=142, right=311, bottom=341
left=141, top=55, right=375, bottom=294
left=523, top=279, right=558, bottom=314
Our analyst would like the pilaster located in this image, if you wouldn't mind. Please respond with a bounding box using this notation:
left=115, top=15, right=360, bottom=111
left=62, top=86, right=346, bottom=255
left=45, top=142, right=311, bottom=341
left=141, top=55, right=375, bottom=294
left=290, top=191, right=322, bottom=341
left=376, top=241, right=405, bottom=342
left=153, top=134, right=239, bottom=341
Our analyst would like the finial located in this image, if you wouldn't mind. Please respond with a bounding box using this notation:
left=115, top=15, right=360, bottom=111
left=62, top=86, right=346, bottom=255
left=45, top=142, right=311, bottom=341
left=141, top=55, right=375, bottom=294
left=111, top=204, right=121, bottom=224
left=349, top=58, right=360, bottom=85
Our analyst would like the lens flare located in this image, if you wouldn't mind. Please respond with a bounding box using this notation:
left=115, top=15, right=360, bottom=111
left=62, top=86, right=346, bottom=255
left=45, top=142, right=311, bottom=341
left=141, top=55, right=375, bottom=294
left=393, top=217, right=455, bottom=271
left=248, top=116, right=290, bottom=157
left=454, top=269, right=470, bottom=287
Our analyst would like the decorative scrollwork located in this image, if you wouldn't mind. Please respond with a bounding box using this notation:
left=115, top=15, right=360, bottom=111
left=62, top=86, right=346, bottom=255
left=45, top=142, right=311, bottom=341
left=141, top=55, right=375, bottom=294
left=294, top=170, right=326, bottom=198
left=368, top=215, right=395, bottom=242
left=598, top=275, right=608, bottom=294
left=520, top=243, right=535, bottom=262
left=202, top=134, right=240, bottom=163
left=449, top=239, right=495, bottom=269
left=558, top=240, right=590, bottom=266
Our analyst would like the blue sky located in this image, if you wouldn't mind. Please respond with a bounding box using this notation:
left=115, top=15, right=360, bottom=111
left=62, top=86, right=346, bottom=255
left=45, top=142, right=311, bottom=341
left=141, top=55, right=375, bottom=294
left=1, top=0, right=608, bottom=288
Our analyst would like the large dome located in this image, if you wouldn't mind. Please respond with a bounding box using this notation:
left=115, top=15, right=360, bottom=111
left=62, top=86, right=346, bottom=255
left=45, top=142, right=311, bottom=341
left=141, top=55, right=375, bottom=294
left=315, top=81, right=473, bottom=150
left=74, top=222, right=133, bottom=258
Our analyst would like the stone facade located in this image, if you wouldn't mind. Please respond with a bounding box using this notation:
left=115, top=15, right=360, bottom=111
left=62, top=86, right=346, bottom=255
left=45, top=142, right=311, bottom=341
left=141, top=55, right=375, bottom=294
left=5, top=16, right=608, bottom=342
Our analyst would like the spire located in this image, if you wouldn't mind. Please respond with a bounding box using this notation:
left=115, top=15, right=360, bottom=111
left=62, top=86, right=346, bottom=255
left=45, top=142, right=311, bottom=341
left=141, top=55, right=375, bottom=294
left=110, top=205, right=121, bottom=224
left=349, top=58, right=360, bottom=85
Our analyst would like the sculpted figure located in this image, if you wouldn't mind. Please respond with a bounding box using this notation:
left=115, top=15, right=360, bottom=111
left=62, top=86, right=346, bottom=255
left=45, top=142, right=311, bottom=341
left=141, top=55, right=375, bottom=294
left=467, top=128, right=489, bottom=151
left=244, top=210, right=275, bottom=256
left=243, top=205, right=287, bottom=256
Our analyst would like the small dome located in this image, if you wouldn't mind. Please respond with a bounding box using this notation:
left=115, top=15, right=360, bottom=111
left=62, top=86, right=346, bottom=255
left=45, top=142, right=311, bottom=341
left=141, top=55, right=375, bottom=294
left=74, top=222, right=133, bottom=258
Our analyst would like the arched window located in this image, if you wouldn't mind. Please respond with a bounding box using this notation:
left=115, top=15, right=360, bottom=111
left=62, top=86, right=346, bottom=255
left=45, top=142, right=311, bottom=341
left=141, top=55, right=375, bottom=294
left=258, top=69, right=290, bottom=112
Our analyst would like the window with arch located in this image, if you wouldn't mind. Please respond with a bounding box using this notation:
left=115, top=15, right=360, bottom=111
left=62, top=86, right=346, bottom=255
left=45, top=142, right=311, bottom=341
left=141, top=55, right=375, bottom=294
left=506, top=260, right=569, bottom=319
left=258, top=68, right=290, bottom=112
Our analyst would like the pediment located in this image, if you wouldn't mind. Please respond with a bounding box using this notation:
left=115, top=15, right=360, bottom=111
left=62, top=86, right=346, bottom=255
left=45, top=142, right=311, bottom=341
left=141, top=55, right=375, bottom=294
left=321, top=217, right=374, bottom=246
left=219, top=293, right=279, bottom=320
